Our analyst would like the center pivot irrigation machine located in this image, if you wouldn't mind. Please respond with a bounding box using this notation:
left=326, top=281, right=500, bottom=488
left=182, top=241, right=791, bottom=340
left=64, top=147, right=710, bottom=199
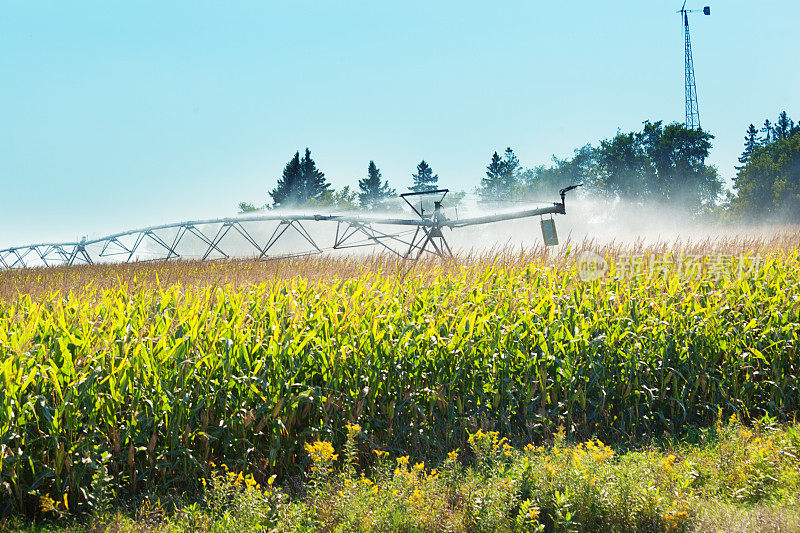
left=0, top=185, right=582, bottom=269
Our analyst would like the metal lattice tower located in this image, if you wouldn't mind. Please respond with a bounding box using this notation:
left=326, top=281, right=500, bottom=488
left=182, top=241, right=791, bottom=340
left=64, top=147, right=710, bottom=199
left=679, top=3, right=709, bottom=130
left=683, top=11, right=700, bottom=129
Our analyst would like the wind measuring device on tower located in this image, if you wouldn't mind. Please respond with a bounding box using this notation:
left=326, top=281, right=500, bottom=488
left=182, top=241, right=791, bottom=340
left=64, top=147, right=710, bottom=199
left=679, top=2, right=710, bottom=130
left=0, top=186, right=582, bottom=269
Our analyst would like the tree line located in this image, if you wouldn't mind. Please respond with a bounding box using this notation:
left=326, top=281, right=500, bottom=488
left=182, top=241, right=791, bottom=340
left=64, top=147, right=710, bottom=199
left=728, top=111, right=800, bottom=218
left=239, top=111, right=798, bottom=221
left=238, top=151, right=440, bottom=213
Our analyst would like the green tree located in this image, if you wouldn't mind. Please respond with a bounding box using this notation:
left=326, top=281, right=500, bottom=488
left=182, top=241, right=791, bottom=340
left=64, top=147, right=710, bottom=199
left=270, top=151, right=302, bottom=207
left=269, top=148, right=331, bottom=207
left=299, top=148, right=331, bottom=202
left=545, top=121, right=720, bottom=214
left=237, top=202, right=259, bottom=213
left=309, top=186, right=359, bottom=210
left=447, top=190, right=467, bottom=207
left=592, top=131, right=651, bottom=200
left=332, top=186, right=359, bottom=210
left=737, top=124, right=760, bottom=169
left=775, top=111, right=792, bottom=141
left=521, top=145, right=595, bottom=199
left=479, top=148, right=522, bottom=202
left=480, top=152, right=504, bottom=200
left=410, top=160, right=439, bottom=192
left=358, top=161, right=396, bottom=209
left=761, top=119, right=774, bottom=144
left=732, top=131, right=800, bottom=219
left=639, top=121, right=721, bottom=211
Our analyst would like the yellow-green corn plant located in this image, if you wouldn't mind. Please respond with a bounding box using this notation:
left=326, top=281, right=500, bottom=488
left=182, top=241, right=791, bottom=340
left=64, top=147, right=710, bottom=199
left=0, top=251, right=798, bottom=514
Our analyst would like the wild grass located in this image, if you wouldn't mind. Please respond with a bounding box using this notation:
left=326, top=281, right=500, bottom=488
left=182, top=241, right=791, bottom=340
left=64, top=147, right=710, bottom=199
left=4, top=418, right=799, bottom=532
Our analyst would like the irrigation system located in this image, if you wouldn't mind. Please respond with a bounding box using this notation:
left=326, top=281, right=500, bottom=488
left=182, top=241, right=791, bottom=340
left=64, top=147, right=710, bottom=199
left=0, top=185, right=582, bottom=269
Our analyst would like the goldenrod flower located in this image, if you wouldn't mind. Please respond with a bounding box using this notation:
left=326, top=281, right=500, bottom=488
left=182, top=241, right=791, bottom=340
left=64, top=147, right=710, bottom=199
left=346, top=422, right=362, bottom=438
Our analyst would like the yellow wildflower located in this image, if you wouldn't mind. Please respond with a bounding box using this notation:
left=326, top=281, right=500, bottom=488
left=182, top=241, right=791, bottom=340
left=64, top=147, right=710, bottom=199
left=40, top=494, right=57, bottom=513
left=346, top=423, right=362, bottom=438
left=527, top=506, right=539, bottom=521
left=305, top=440, right=338, bottom=463
left=408, top=489, right=424, bottom=507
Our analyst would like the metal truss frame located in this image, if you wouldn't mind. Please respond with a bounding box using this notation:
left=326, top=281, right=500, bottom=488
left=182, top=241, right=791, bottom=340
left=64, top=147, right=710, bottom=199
left=0, top=185, right=582, bottom=269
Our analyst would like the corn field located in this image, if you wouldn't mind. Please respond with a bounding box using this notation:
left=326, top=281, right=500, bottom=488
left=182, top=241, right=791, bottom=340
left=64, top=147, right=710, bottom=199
left=1, top=245, right=799, bottom=514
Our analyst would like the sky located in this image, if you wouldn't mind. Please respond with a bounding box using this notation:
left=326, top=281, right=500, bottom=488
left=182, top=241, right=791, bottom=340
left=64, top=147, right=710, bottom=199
left=1, top=0, right=798, bottom=247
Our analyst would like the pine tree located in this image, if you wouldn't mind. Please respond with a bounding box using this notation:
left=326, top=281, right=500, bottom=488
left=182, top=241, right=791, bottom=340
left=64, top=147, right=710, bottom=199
left=776, top=111, right=792, bottom=140
left=270, top=151, right=303, bottom=207
left=299, top=148, right=331, bottom=202
left=761, top=119, right=774, bottom=144
left=269, top=148, right=331, bottom=207
left=358, top=161, right=396, bottom=209
left=499, top=147, right=521, bottom=195
left=479, top=148, right=520, bottom=202
left=410, top=160, right=439, bottom=192
left=479, top=152, right=504, bottom=202
left=737, top=124, right=760, bottom=169
left=732, top=131, right=800, bottom=219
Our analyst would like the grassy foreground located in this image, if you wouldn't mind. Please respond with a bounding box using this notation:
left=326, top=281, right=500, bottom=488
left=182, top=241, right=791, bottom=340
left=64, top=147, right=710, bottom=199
left=4, top=418, right=800, bottom=532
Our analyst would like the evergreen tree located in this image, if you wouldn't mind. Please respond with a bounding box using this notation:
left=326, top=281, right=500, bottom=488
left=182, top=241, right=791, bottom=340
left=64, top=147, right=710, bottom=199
left=500, top=147, right=520, bottom=191
left=269, top=148, right=331, bottom=207
left=479, top=148, right=521, bottom=202
left=358, top=161, right=396, bottom=209
left=737, top=124, right=760, bottom=169
left=299, top=148, right=331, bottom=202
left=732, top=131, right=800, bottom=219
left=270, top=151, right=303, bottom=207
left=761, top=119, right=774, bottom=144
left=479, top=152, right=504, bottom=201
left=776, top=111, right=792, bottom=141
left=410, top=160, right=439, bottom=192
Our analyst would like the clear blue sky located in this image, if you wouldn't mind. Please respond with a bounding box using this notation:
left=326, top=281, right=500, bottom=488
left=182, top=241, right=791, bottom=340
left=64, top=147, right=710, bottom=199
left=1, top=0, right=798, bottom=247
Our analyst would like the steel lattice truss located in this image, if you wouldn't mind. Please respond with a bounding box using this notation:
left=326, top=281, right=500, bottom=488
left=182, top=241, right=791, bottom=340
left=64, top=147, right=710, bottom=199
left=0, top=186, right=581, bottom=269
